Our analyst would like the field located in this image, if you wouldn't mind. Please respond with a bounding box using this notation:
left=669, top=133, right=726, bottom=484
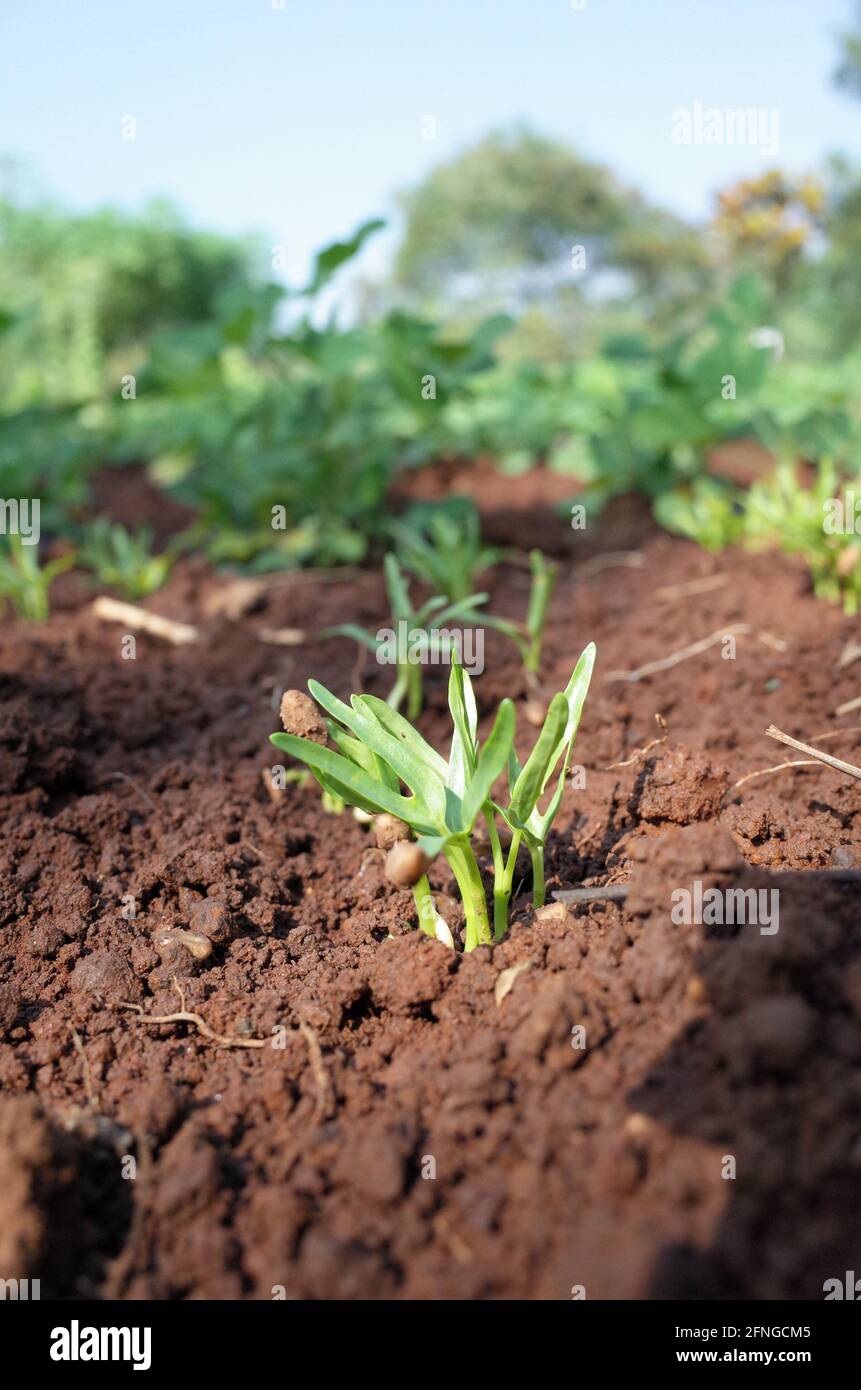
left=3, top=456, right=861, bottom=1299
left=4, top=69, right=861, bottom=1304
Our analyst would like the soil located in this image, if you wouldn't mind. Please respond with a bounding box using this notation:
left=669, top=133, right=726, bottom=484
left=2, top=466, right=861, bottom=1300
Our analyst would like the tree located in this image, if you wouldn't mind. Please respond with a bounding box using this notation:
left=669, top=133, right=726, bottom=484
left=0, top=196, right=259, bottom=407
left=392, top=126, right=709, bottom=330
left=835, top=2, right=861, bottom=97
left=712, top=170, right=825, bottom=290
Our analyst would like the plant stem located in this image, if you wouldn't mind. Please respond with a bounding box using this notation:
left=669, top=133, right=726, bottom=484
left=444, top=840, right=491, bottom=951
left=412, top=874, right=438, bottom=938
left=406, top=662, right=423, bottom=720
left=492, top=829, right=522, bottom=942
left=530, top=843, right=545, bottom=908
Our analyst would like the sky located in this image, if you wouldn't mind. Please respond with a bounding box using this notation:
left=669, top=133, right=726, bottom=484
left=1, top=0, right=859, bottom=285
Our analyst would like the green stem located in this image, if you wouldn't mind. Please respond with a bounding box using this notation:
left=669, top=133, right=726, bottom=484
left=492, top=829, right=522, bottom=942
left=412, top=874, right=437, bottom=938
left=388, top=664, right=409, bottom=713
left=444, top=841, right=491, bottom=951
left=530, top=843, right=545, bottom=908
left=406, top=662, right=423, bottom=720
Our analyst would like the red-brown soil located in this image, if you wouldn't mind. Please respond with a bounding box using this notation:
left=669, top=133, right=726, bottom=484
left=2, top=474, right=861, bottom=1300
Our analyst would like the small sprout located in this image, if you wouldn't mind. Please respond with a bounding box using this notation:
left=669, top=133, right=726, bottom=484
left=374, top=814, right=411, bottom=850
left=156, top=929, right=213, bottom=962
left=320, top=552, right=491, bottom=719
left=280, top=689, right=328, bottom=744
left=390, top=497, right=501, bottom=604
left=483, top=548, right=558, bottom=681
left=385, top=842, right=431, bottom=888
left=77, top=519, right=173, bottom=600
left=270, top=642, right=595, bottom=949
left=0, top=536, right=74, bottom=622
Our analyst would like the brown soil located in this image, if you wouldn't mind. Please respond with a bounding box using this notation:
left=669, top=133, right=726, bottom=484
left=2, top=471, right=861, bottom=1300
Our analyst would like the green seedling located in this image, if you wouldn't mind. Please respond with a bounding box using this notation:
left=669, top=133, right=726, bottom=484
left=321, top=552, right=490, bottom=719
left=270, top=642, right=595, bottom=950
left=390, top=497, right=501, bottom=604
left=745, top=458, right=861, bottom=615
left=483, top=548, right=558, bottom=684
left=78, top=519, right=173, bottom=600
left=0, top=536, right=74, bottom=621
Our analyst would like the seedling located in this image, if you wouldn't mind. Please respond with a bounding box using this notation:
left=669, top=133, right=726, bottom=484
left=0, top=536, right=74, bottom=621
left=321, top=552, right=490, bottom=718
left=78, top=519, right=173, bottom=600
left=481, top=549, right=559, bottom=711
left=390, top=497, right=501, bottom=604
left=270, top=642, right=595, bottom=950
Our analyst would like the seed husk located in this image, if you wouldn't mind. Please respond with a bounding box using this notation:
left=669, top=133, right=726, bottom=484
left=385, top=841, right=431, bottom=888
left=374, top=814, right=411, bottom=851
left=280, top=689, right=327, bottom=744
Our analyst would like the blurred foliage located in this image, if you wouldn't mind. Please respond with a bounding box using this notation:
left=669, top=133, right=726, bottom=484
left=835, top=1, right=861, bottom=98
left=392, top=126, right=711, bottom=350
left=2, top=128, right=861, bottom=613
left=713, top=170, right=825, bottom=289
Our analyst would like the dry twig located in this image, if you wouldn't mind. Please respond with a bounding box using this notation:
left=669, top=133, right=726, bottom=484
left=765, top=725, right=861, bottom=783
left=606, top=624, right=787, bottom=683
left=575, top=551, right=645, bottom=581
left=69, top=1026, right=98, bottom=1108
left=553, top=884, right=631, bottom=904
left=298, top=1021, right=332, bottom=1120
left=121, top=981, right=267, bottom=1050
left=654, top=573, right=728, bottom=602
left=604, top=713, right=668, bottom=769
left=92, top=596, right=199, bottom=645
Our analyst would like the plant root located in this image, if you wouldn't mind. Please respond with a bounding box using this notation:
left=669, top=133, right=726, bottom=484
left=120, top=981, right=268, bottom=1050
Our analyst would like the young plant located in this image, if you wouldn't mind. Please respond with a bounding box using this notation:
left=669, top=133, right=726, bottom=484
left=321, top=552, right=490, bottom=719
left=390, top=497, right=501, bottom=604
left=0, top=536, right=74, bottom=621
left=484, top=548, right=558, bottom=683
left=744, top=458, right=861, bottom=615
left=78, top=519, right=173, bottom=600
left=270, top=643, right=595, bottom=950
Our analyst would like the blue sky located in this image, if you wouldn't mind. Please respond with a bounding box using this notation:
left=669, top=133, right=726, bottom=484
left=1, top=0, right=858, bottom=284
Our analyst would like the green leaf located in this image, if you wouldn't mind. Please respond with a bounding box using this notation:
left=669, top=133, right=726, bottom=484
left=460, top=698, right=516, bottom=830
left=328, top=725, right=400, bottom=792
left=307, top=681, right=445, bottom=818
left=299, top=218, right=386, bottom=298
left=509, top=693, right=569, bottom=823
left=383, top=553, right=413, bottom=623
left=447, top=664, right=478, bottom=796
left=319, top=622, right=381, bottom=652
left=353, top=694, right=448, bottom=780
left=270, top=733, right=423, bottom=824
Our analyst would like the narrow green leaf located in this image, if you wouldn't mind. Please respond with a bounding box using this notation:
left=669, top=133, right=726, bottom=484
left=318, top=622, right=381, bottom=653
left=383, top=553, right=413, bottom=623
left=270, top=733, right=424, bottom=826
left=509, top=693, right=569, bottom=822
left=460, top=698, right=516, bottom=829
left=353, top=694, right=448, bottom=780
left=447, top=664, right=478, bottom=796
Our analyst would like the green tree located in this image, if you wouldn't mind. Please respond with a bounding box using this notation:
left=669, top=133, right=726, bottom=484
left=0, top=196, right=259, bottom=407
left=835, top=1, right=861, bottom=97
left=392, top=126, right=709, bottom=336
